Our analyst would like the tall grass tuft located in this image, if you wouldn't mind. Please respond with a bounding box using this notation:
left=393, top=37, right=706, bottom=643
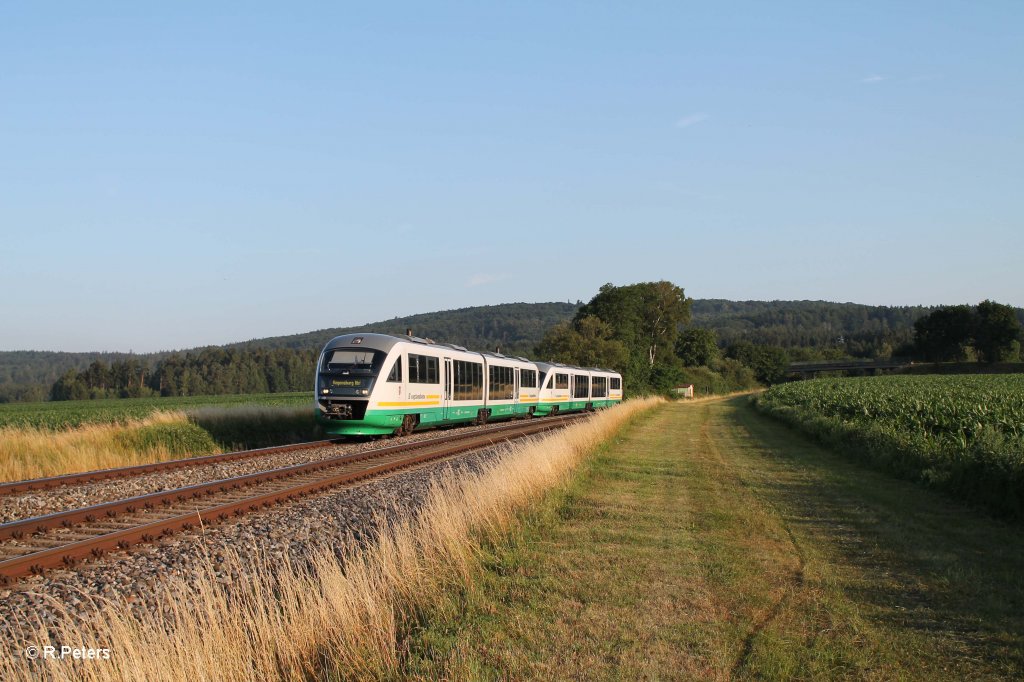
left=186, top=405, right=323, bottom=451
left=0, top=405, right=322, bottom=483
left=0, top=412, right=220, bottom=483
left=1, top=398, right=660, bottom=681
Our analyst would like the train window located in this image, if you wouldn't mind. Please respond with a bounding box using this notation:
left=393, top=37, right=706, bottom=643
left=573, top=375, right=589, bottom=399
left=386, top=357, right=402, bottom=382
left=408, top=354, right=439, bottom=384
left=325, top=350, right=382, bottom=372
left=592, top=376, right=608, bottom=398
left=489, top=365, right=514, bottom=400
left=545, top=375, right=553, bottom=389
left=520, top=369, right=537, bottom=388
left=454, top=361, right=483, bottom=400
left=555, top=373, right=569, bottom=390
left=610, top=377, right=621, bottom=390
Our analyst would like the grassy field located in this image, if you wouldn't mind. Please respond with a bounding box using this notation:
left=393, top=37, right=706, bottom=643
left=0, top=392, right=313, bottom=430
left=0, top=393, right=319, bottom=481
left=755, top=375, right=1024, bottom=518
left=399, top=399, right=1024, bottom=679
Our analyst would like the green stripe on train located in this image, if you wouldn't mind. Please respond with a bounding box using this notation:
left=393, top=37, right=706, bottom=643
left=318, top=403, right=530, bottom=436
left=318, top=398, right=622, bottom=436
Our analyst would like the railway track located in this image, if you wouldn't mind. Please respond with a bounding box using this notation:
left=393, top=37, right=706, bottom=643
left=0, top=415, right=584, bottom=583
left=0, top=439, right=347, bottom=496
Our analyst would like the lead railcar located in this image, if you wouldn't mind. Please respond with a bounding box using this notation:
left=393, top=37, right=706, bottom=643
left=316, top=333, right=542, bottom=436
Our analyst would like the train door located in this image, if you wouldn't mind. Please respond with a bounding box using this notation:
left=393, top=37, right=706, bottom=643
left=443, top=357, right=453, bottom=420
left=514, top=368, right=521, bottom=411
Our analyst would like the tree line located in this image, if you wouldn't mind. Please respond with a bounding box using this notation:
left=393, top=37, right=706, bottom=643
left=533, top=285, right=1023, bottom=395
left=26, top=295, right=1024, bottom=403
left=50, top=348, right=318, bottom=400
left=912, top=300, right=1021, bottom=363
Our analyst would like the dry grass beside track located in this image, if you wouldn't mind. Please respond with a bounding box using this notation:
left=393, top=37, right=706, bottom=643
left=0, top=412, right=221, bottom=483
left=0, top=405, right=322, bottom=483
left=0, top=399, right=661, bottom=682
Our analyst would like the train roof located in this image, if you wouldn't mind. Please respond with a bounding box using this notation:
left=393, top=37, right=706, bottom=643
left=322, top=333, right=405, bottom=354
left=321, top=334, right=618, bottom=374
left=322, top=333, right=531, bottom=362
left=534, top=361, right=620, bottom=374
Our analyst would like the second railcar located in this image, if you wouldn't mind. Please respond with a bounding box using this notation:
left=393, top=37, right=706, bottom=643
left=534, top=363, right=624, bottom=415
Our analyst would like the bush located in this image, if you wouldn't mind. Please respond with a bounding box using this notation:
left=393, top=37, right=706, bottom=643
left=188, top=406, right=324, bottom=450
left=115, top=422, right=219, bottom=457
left=676, top=361, right=760, bottom=397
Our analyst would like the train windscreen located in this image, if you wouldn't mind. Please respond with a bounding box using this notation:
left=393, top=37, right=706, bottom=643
left=323, top=350, right=385, bottom=373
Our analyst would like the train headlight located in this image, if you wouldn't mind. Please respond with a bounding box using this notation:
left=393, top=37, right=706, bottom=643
left=321, top=388, right=330, bottom=394
left=359, top=389, right=369, bottom=395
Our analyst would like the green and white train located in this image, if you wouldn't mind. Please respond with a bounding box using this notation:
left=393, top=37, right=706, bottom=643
left=315, top=333, right=623, bottom=436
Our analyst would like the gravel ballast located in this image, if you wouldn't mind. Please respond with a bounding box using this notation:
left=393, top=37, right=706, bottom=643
left=0, top=436, right=525, bottom=641
left=0, top=425, right=503, bottom=524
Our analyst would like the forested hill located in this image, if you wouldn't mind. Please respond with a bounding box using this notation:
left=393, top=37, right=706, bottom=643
left=225, top=302, right=581, bottom=355
left=3, top=299, right=1023, bottom=402
left=0, top=303, right=580, bottom=402
left=694, top=300, right=932, bottom=356
left=0, top=351, right=153, bottom=403
left=694, top=300, right=1024, bottom=356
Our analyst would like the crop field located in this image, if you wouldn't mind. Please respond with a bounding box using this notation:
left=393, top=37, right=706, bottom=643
left=0, top=393, right=319, bottom=482
left=0, top=392, right=313, bottom=430
left=755, top=375, right=1024, bottom=519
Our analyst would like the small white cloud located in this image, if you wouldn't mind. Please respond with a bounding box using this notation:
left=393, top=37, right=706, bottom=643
left=674, top=113, right=708, bottom=128
left=861, top=74, right=886, bottom=84
left=466, top=273, right=507, bottom=288
left=906, top=73, right=942, bottom=83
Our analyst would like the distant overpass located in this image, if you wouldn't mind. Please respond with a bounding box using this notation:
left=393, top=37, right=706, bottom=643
left=786, top=358, right=913, bottom=378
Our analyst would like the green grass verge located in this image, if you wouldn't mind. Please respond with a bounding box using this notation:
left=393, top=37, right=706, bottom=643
left=398, top=399, right=1024, bottom=679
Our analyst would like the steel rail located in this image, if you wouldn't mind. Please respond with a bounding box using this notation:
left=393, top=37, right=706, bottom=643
left=0, top=415, right=583, bottom=582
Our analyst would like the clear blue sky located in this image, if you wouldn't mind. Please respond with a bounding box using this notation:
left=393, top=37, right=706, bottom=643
left=2, top=2, right=1021, bottom=352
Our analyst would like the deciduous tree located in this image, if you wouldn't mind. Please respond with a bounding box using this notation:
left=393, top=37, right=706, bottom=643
left=575, top=281, right=692, bottom=391
left=974, top=300, right=1022, bottom=363
left=676, top=328, right=720, bottom=367
left=913, top=305, right=975, bottom=362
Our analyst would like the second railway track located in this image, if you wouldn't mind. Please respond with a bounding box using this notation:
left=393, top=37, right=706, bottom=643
left=0, top=439, right=349, bottom=497
left=0, top=414, right=585, bottom=583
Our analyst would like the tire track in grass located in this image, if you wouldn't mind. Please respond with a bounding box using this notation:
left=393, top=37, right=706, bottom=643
left=730, top=507, right=806, bottom=677
left=699, top=405, right=808, bottom=678
left=679, top=401, right=806, bottom=675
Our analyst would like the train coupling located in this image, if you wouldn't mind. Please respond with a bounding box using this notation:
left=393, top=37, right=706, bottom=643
left=323, top=402, right=354, bottom=419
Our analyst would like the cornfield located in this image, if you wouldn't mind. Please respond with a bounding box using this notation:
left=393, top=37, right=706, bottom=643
left=756, top=375, right=1024, bottom=519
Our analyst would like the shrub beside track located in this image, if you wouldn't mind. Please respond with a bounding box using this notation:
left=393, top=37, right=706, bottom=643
left=754, top=375, right=1024, bottom=520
